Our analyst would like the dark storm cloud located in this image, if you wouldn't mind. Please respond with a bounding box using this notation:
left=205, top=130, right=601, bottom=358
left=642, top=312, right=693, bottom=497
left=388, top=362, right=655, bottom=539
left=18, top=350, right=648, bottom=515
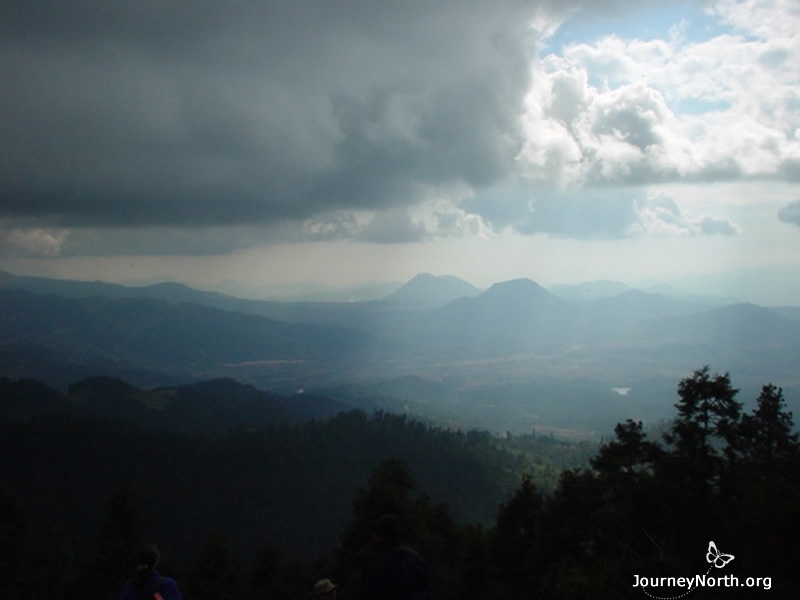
left=357, top=209, right=429, bottom=244
left=0, top=0, right=558, bottom=230
left=778, top=200, right=800, bottom=227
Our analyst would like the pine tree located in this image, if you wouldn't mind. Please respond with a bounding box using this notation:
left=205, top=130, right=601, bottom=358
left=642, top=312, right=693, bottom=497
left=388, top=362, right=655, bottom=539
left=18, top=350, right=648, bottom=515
left=91, top=485, right=149, bottom=598
left=739, top=383, right=799, bottom=465
left=662, top=366, right=742, bottom=485
left=491, top=476, right=544, bottom=594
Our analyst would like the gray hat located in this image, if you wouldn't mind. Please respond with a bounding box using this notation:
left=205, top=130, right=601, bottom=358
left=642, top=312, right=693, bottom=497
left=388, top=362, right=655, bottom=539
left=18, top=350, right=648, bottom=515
left=313, top=578, right=338, bottom=596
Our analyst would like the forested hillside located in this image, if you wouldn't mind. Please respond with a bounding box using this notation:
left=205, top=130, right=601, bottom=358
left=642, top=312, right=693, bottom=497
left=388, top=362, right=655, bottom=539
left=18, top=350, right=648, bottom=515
left=0, top=375, right=348, bottom=431
left=1, top=367, right=798, bottom=598
left=0, top=374, right=589, bottom=599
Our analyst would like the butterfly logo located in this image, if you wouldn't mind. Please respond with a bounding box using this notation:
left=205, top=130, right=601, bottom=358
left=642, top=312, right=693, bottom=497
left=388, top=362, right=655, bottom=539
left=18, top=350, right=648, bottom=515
left=706, top=541, right=734, bottom=568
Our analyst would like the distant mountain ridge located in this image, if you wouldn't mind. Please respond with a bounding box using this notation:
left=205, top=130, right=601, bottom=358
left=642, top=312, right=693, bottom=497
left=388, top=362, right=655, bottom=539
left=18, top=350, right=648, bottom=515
left=0, top=269, right=226, bottom=304
left=478, top=278, right=566, bottom=309
left=381, top=272, right=481, bottom=308
left=413, top=279, right=577, bottom=357
left=548, top=280, right=633, bottom=302
left=2, top=269, right=799, bottom=434
left=0, top=287, right=384, bottom=389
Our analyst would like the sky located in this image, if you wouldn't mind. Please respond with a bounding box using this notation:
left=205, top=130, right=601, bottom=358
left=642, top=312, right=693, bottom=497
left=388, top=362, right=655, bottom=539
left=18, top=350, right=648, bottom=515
left=1, top=0, right=799, bottom=300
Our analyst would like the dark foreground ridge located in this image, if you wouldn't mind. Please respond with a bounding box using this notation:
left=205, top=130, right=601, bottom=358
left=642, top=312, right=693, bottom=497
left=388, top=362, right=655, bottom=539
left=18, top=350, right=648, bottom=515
left=1, top=366, right=798, bottom=599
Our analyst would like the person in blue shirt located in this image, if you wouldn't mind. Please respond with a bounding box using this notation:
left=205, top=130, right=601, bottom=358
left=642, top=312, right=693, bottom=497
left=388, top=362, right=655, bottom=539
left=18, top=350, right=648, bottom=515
left=120, top=545, right=183, bottom=600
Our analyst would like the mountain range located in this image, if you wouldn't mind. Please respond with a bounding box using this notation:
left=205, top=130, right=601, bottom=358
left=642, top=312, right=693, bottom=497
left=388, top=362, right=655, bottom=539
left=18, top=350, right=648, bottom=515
left=2, top=269, right=798, bottom=436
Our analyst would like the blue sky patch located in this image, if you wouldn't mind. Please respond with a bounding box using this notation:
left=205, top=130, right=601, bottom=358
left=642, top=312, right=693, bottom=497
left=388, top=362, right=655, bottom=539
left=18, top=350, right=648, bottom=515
left=549, top=2, right=729, bottom=50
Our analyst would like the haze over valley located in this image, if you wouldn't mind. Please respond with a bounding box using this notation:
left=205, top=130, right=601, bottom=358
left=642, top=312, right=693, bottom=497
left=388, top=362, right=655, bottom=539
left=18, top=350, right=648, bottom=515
left=3, top=0, right=800, bottom=437
left=3, top=269, right=798, bottom=438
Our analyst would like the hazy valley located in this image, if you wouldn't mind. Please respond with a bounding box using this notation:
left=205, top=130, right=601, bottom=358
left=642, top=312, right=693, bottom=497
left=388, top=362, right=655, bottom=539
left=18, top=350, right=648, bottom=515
left=2, top=269, right=798, bottom=438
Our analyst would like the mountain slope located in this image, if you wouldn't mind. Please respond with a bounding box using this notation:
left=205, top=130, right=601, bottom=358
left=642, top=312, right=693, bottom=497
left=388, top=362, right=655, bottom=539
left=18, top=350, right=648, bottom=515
left=1, top=375, right=348, bottom=429
left=0, top=288, right=383, bottom=386
left=380, top=273, right=481, bottom=308
left=548, top=280, right=632, bottom=302
left=408, top=279, right=577, bottom=357
left=0, top=269, right=231, bottom=305
left=574, top=290, right=710, bottom=337
left=643, top=302, right=800, bottom=346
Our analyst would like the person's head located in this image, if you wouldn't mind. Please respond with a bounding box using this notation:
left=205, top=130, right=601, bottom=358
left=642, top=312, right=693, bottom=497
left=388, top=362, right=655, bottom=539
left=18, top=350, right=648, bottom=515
left=313, top=578, right=337, bottom=599
left=137, top=544, right=161, bottom=570
left=130, top=544, right=161, bottom=588
left=372, top=514, right=401, bottom=547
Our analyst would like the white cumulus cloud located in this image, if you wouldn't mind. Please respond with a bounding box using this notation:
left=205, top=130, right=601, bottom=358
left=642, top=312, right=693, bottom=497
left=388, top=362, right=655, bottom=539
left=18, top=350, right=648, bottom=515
left=517, top=0, right=800, bottom=189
